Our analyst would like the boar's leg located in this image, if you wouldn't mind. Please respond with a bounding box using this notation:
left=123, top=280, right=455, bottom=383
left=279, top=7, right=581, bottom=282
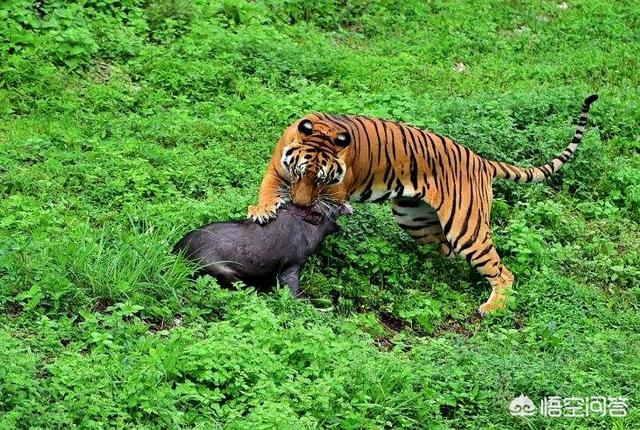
left=278, top=265, right=301, bottom=297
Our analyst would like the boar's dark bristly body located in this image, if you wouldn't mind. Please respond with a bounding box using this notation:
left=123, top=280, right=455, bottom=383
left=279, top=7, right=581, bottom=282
left=173, top=203, right=343, bottom=297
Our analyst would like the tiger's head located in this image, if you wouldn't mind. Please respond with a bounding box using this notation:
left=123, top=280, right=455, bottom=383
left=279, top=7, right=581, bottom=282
left=281, top=117, right=351, bottom=207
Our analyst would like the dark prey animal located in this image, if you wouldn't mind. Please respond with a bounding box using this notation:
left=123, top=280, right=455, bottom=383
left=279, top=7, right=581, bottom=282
left=173, top=202, right=351, bottom=297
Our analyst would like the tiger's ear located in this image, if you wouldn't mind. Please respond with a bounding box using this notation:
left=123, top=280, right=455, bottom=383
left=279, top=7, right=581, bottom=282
left=335, top=132, right=351, bottom=147
left=297, top=119, right=314, bottom=135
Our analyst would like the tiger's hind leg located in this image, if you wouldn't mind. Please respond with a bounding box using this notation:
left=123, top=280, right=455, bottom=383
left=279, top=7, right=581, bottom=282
left=459, top=230, right=514, bottom=316
left=434, top=179, right=514, bottom=315
left=391, top=198, right=453, bottom=257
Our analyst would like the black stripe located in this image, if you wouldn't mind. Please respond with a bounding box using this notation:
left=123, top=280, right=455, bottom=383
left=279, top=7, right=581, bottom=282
left=409, top=127, right=426, bottom=159
left=394, top=178, right=404, bottom=197
left=396, top=122, right=409, bottom=155
left=509, top=165, right=522, bottom=182
left=330, top=115, right=354, bottom=134
left=473, top=243, right=493, bottom=261
left=525, top=169, right=533, bottom=182
left=438, top=134, right=456, bottom=199
left=386, top=170, right=396, bottom=190
left=384, top=121, right=397, bottom=160
left=471, top=256, right=493, bottom=268
left=401, top=125, right=420, bottom=191
left=421, top=131, right=440, bottom=192
left=451, top=141, right=464, bottom=214
left=353, top=116, right=373, bottom=172
left=396, top=198, right=421, bottom=208
left=442, top=185, right=457, bottom=237
left=499, top=163, right=511, bottom=179
left=409, top=151, right=419, bottom=191
left=372, top=119, right=384, bottom=166
left=464, top=164, right=484, bottom=248
left=398, top=223, right=428, bottom=231
left=380, top=121, right=393, bottom=185
left=359, top=175, right=376, bottom=202
left=432, top=134, right=447, bottom=194
left=383, top=164, right=394, bottom=186
left=422, top=172, right=430, bottom=191
left=452, top=185, right=475, bottom=250
left=413, top=216, right=433, bottom=222
left=464, top=249, right=477, bottom=263
left=372, top=191, right=391, bottom=203
left=315, top=112, right=330, bottom=121
left=539, top=165, right=553, bottom=176
left=360, top=190, right=373, bottom=202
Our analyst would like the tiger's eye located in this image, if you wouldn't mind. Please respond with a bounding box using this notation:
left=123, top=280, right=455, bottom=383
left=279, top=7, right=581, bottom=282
left=298, top=119, right=313, bottom=135
left=335, top=132, right=350, bottom=147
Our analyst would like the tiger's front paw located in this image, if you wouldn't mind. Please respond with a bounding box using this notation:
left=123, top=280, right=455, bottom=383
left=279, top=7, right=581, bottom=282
left=247, top=200, right=282, bottom=224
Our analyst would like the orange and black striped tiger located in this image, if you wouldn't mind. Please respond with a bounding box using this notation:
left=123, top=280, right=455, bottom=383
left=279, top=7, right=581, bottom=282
left=248, top=95, right=598, bottom=314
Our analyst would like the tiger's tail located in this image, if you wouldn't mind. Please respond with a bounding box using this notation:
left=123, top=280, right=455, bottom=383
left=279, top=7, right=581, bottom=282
left=489, top=94, right=598, bottom=183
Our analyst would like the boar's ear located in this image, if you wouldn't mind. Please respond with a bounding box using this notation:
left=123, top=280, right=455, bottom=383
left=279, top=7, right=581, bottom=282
left=303, top=211, right=323, bottom=225
left=298, top=119, right=314, bottom=135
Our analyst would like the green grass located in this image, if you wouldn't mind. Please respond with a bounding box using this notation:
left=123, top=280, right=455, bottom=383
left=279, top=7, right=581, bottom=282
left=1, top=0, right=639, bottom=428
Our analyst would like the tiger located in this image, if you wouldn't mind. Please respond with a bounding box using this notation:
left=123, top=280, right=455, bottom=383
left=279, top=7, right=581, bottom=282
left=247, top=95, right=598, bottom=315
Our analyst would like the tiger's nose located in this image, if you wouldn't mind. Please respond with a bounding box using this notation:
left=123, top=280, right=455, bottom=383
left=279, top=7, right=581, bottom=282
left=291, top=174, right=317, bottom=207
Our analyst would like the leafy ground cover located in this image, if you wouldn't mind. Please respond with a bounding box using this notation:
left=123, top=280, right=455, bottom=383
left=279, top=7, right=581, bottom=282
left=1, top=0, right=639, bottom=428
